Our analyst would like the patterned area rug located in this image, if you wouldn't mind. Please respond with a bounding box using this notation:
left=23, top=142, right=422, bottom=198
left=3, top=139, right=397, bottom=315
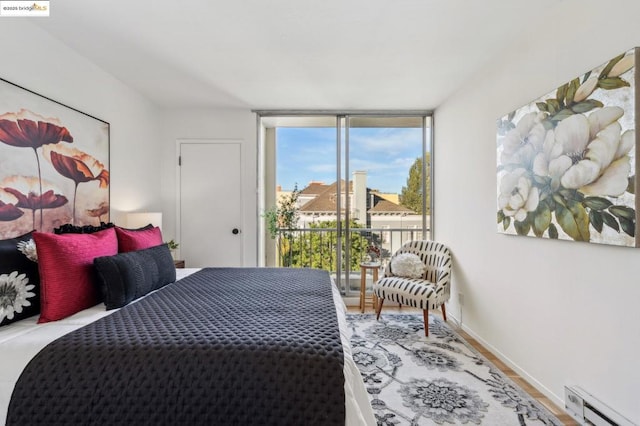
left=346, top=313, right=562, bottom=425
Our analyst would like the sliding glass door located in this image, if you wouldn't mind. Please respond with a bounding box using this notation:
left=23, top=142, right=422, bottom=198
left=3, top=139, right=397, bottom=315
left=259, top=112, right=432, bottom=297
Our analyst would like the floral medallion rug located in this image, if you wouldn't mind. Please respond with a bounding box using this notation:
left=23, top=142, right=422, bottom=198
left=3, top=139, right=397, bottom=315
left=346, top=313, right=562, bottom=425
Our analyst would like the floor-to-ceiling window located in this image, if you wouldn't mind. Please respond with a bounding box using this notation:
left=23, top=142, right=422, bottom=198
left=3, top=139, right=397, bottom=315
left=257, top=112, right=433, bottom=298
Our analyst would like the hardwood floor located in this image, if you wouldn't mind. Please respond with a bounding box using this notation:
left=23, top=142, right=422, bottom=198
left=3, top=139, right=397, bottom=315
left=347, top=305, right=579, bottom=425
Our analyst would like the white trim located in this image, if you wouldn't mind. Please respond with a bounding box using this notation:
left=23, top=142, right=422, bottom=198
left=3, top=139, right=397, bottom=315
left=256, top=119, right=266, bottom=267
left=447, top=312, right=566, bottom=411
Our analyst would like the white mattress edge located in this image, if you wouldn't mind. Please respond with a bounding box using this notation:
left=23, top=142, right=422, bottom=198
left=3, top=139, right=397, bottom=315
left=332, top=280, right=376, bottom=426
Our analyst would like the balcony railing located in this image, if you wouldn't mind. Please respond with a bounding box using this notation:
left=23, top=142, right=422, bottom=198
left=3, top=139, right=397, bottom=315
left=272, top=227, right=428, bottom=271
left=269, top=227, right=429, bottom=294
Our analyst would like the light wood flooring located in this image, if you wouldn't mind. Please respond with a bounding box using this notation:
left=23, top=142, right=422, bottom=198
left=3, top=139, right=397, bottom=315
left=347, top=305, right=578, bottom=425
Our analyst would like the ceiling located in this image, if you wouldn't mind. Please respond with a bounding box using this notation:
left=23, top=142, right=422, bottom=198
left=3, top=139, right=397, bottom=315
left=35, top=0, right=562, bottom=110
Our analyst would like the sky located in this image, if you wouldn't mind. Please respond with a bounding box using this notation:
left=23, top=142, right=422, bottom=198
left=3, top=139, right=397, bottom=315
left=276, top=127, right=424, bottom=194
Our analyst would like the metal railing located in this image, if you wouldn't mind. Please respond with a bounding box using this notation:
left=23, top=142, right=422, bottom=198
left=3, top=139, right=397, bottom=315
left=273, top=227, right=428, bottom=271
left=271, top=227, right=429, bottom=295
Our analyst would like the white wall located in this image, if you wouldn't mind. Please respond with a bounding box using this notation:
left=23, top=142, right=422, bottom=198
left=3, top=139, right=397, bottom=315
left=3, top=20, right=258, bottom=264
left=435, top=0, right=640, bottom=422
left=0, top=21, right=162, bottom=225
left=159, top=108, right=257, bottom=265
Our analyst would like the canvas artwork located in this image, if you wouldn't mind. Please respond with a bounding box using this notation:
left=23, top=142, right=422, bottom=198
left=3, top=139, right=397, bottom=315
left=497, top=48, right=638, bottom=247
left=0, top=79, right=110, bottom=239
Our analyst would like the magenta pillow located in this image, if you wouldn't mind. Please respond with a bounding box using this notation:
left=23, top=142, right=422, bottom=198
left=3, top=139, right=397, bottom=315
left=115, top=226, right=163, bottom=253
left=34, top=228, right=118, bottom=323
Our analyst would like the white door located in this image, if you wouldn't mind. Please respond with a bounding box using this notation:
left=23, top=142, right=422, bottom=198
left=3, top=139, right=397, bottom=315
left=178, top=141, right=243, bottom=267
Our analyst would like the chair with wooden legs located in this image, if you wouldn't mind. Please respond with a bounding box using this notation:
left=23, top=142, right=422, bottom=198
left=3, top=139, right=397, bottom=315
left=373, top=240, right=452, bottom=337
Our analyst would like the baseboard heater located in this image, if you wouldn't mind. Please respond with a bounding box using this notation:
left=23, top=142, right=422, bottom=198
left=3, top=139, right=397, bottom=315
left=564, top=386, right=636, bottom=426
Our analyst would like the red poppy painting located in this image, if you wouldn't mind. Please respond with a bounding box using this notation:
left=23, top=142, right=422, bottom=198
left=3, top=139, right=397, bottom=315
left=0, top=79, right=109, bottom=239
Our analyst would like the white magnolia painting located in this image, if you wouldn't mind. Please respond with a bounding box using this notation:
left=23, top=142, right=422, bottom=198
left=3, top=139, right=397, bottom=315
left=497, top=48, right=638, bottom=247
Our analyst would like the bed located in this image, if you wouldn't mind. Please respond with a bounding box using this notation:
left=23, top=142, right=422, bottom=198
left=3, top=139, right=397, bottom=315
left=0, top=267, right=375, bottom=425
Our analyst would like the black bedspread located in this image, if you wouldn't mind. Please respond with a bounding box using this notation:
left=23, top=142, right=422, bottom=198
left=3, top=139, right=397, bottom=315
left=7, top=268, right=345, bottom=425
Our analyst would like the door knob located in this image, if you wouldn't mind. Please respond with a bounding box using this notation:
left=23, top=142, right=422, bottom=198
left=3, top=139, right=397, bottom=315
left=232, top=228, right=240, bottom=235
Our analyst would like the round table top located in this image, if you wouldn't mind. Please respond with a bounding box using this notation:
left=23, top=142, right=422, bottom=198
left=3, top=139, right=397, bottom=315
left=360, top=261, right=381, bottom=268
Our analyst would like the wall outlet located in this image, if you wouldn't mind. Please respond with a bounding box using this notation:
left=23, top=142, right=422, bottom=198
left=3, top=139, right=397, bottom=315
left=458, top=292, right=464, bottom=306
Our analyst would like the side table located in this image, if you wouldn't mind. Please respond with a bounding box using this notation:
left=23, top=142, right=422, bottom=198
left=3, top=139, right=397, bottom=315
left=360, top=262, right=381, bottom=313
left=173, top=259, right=185, bottom=268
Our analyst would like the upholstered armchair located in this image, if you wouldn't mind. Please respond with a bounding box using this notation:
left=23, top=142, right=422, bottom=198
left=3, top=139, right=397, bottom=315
left=373, top=240, right=452, bottom=336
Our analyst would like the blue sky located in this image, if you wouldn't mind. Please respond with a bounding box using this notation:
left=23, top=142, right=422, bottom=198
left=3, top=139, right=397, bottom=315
left=276, top=127, right=424, bottom=194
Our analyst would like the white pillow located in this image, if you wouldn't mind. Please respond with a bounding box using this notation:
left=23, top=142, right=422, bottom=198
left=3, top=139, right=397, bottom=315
left=391, top=253, right=426, bottom=279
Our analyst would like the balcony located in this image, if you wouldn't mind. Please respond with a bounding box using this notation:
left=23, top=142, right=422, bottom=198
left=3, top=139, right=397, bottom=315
left=268, top=227, right=428, bottom=294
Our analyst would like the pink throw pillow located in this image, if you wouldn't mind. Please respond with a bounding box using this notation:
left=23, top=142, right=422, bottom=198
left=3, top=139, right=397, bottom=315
left=34, top=228, right=118, bottom=323
left=115, top=226, right=163, bottom=253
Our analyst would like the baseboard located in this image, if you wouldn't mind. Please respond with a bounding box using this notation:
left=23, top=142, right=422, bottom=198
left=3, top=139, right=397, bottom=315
left=343, top=296, right=360, bottom=307
left=447, top=312, right=566, bottom=411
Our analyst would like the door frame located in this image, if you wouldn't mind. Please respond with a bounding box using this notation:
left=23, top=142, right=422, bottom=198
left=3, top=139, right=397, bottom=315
left=175, top=138, right=244, bottom=264
left=256, top=111, right=433, bottom=295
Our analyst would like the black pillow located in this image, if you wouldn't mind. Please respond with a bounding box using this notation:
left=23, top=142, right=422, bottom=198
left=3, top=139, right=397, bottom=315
left=0, top=232, right=40, bottom=326
left=54, top=222, right=115, bottom=234
left=93, top=244, right=176, bottom=310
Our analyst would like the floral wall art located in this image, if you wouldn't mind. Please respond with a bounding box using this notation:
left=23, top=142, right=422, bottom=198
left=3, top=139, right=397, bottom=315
left=497, top=48, right=638, bottom=247
left=0, top=79, right=109, bottom=239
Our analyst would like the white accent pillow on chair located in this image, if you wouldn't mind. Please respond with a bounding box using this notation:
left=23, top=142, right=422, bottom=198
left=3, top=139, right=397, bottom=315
left=390, top=253, right=426, bottom=279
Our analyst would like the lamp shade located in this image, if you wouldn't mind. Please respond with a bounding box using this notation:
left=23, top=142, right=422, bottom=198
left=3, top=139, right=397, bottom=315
left=126, top=212, right=163, bottom=231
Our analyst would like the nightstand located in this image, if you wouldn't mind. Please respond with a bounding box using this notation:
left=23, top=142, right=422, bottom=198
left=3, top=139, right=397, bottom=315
left=173, top=259, right=185, bottom=268
left=359, top=262, right=380, bottom=313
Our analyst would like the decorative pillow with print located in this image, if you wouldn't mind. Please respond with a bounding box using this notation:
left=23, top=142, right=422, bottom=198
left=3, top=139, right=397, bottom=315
left=0, top=232, right=40, bottom=326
